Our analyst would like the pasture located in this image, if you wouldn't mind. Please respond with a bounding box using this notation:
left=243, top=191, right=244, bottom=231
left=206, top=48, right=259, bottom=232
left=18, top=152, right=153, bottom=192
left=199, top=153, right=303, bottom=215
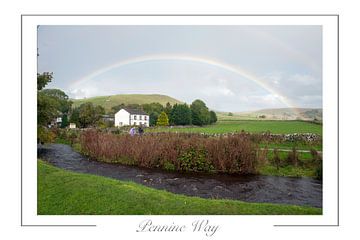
left=147, top=120, right=323, bottom=135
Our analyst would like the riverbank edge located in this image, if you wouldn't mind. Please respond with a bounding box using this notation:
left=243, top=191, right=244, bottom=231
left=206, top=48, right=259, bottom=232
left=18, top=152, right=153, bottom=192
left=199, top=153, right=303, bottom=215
left=37, top=160, right=322, bottom=215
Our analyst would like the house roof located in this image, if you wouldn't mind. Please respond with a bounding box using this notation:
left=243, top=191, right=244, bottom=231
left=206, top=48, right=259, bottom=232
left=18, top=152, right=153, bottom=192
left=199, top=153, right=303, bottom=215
left=123, top=108, right=148, bottom=115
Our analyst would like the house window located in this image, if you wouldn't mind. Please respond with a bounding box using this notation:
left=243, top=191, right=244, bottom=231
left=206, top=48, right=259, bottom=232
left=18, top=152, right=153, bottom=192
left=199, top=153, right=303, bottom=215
left=139, top=115, right=142, bottom=120
left=134, top=115, right=137, bottom=120
left=144, top=116, right=147, bottom=120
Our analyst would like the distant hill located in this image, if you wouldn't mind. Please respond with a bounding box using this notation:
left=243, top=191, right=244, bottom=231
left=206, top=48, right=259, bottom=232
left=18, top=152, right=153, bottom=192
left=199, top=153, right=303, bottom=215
left=72, top=94, right=182, bottom=112
left=217, top=108, right=322, bottom=121
left=250, top=108, right=322, bottom=120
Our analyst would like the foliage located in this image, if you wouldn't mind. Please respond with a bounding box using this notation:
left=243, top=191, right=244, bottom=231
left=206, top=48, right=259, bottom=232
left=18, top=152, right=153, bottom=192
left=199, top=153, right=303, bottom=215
left=37, top=91, right=59, bottom=126
left=41, top=89, right=73, bottom=114
left=80, top=131, right=257, bottom=174
left=164, top=102, right=172, bottom=115
left=60, top=114, right=68, bottom=128
left=169, top=103, right=192, bottom=125
left=178, top=147, right=214, bottom=172
left=71, top=102, right=105, bottom=128
left=156, top=111, right=169, bottom=126
left=310, top=149, right=322, bottom=180
left=37, top=73, right=72, bottom=128
left=37, top=72, right=53, bottom=91
left=228, top=112, right=233, bottom=116
left=37, top=126, right=56, bottom=144
left=38, top=160, right=321, bottom=215
left=142, top=102, right=164, bottom=126
left=163, top=161, right=176, bottom=171
left=209, top=111, right=217, bottom=124
left=190, top=99, right=210, bottom=126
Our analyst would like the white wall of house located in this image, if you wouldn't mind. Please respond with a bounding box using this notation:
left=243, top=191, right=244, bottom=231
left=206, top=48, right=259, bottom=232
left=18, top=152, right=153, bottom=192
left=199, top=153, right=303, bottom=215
left=115, top=109, right=149, bottom=127
left=129, top=114, right=149, bottom=127
left=115, top=109, right=131, bottom=127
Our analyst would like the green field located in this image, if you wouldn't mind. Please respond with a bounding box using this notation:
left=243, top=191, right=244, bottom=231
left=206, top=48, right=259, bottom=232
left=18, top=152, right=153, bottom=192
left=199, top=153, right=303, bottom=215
left=147, top=120, right=322, bottom=135
left=72, top=94, right=182, bottom=112
left=38, top=160, right=321, bottom=215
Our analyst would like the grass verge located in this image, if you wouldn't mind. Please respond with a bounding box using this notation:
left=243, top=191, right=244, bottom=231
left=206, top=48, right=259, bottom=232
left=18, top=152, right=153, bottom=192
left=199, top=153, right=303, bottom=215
left=38, top=160, right=321, bottom=215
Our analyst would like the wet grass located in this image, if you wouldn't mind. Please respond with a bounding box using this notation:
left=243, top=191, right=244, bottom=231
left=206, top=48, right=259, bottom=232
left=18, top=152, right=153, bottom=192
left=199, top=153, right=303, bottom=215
left=38, top=160, right=321, bottom=215
left=258, top=151, right=320, bottom=177
left=146, top=120, right=322, bottom=135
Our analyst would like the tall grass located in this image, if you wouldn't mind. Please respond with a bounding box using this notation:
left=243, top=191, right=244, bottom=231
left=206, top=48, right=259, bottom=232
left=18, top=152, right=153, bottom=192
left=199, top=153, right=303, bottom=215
left=80, top=130, right=258, bottom=174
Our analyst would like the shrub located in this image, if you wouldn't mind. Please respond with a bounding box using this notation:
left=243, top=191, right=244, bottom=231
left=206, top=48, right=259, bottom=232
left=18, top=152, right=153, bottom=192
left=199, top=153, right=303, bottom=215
left=80, top=130, right=257, bottom=174
left=178, top=147, right=214, bottom=172
left=310, top=149, right=322, bottom=180
left=156, top=111, right=169, bottom=126
left=273, top=148, right=280, bottom=170
left=286, top=147, right=299, bottom=167
left=37, top=126, right=56, bottom=144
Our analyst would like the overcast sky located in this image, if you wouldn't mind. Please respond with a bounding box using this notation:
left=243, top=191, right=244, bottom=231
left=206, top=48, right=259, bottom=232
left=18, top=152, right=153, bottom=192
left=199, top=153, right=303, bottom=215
left=38, top=25, right=322, bottom=112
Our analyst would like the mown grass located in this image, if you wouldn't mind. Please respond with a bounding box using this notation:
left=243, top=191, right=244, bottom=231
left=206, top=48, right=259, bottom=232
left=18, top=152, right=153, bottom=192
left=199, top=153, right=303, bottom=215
left=147, top=120, right=322, bottom=135
left=38, top=160, right=321, bottom=215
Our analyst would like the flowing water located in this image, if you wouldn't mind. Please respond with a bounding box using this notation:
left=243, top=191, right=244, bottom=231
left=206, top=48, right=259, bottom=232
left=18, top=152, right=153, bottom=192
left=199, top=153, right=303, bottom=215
left=38, top=144, right=322, bottom=208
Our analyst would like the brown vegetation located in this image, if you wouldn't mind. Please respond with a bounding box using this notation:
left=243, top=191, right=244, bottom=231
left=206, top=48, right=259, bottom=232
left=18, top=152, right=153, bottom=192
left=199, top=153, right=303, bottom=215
left=80, top=130, right=258, bottom=174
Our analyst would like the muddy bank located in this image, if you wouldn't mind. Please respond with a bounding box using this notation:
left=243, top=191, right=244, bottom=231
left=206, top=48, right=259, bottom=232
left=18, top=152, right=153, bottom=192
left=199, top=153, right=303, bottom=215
left=38, top=144, right=322, bottom=208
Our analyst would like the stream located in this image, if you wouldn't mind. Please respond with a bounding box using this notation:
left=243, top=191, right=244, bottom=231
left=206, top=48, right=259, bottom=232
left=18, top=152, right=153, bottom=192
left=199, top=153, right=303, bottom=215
left=38, top=144, right=322, bottom=208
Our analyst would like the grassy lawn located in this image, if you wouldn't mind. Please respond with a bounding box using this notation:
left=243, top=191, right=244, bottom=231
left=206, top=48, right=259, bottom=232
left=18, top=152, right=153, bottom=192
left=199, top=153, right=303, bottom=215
left=38, top=160, right=321, bottom=215
left=146, top=120, right=322, bottom=135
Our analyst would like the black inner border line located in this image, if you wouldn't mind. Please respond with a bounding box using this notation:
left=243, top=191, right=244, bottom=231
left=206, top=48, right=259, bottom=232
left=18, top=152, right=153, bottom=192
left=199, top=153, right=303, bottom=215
left=21, top=13, right=339, bottom=227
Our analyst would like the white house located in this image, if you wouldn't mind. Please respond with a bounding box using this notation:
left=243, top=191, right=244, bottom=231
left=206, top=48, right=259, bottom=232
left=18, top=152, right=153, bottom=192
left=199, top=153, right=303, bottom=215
left=114, top=108, right=149, bottom=127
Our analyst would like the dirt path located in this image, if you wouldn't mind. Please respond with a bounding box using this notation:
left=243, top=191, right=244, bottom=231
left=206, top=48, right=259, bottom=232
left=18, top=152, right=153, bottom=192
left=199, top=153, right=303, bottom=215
left=38, top=144, right=322, bottom=208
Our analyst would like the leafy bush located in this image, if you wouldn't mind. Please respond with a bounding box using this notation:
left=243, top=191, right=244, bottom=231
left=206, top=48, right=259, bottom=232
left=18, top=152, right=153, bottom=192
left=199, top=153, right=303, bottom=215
left=37, top=126, right=56, bottom=144
left=178, top=147, right=214, bottom=172
left=310, top=149, right=322, bottom=180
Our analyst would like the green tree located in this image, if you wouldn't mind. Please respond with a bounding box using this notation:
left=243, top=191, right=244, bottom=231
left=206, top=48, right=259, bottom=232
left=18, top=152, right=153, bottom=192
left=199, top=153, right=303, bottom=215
left=76, top=103, right=105, bottom=128
left=143, top=102, right=164, bottom=126
left=37, top=72, right=53, bottom=90
left=209, top=111, right=218, bottom=124
left=111, top=103, right=126, bottom=114
left=42, top=89, right=73, bottom=114
left=156, top=111, right=169, bottom=126
left=37, top=72, right=59, bottom=126
left=69, top=107, right=80, bottom=126
left=169, top=103, right=192, bottom=125
left=164, top=102, right=172, bottom=115
left=190, top=99, right=210, bottom=126
left=61, top=114, right=69, bottom=128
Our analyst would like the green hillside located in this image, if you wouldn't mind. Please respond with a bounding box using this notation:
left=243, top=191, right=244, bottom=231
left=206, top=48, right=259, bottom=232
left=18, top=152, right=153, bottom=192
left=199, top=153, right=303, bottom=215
left=72, top=94, right=182, bottom=112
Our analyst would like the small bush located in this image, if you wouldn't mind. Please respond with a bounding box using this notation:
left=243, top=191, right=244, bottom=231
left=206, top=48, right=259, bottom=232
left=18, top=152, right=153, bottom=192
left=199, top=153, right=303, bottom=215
left=37, top=126, right=56, bottom=144
left=310, top=149, right=322, bottom=180
left=178, top=147, right=214, bottom=172
left=163, top=161, right=176, bottom=171
left=273, top=148, right=280, bottom=170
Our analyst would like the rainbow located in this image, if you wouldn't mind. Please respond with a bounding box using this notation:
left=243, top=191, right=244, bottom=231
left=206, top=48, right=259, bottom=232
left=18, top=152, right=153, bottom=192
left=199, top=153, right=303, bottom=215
left=71, top=54, right=300, bottom=115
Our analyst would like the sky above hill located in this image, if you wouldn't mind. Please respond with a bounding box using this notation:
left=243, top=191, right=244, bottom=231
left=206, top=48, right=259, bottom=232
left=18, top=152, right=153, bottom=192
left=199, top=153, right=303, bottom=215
left=38, top=25, right=322, bottom=112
